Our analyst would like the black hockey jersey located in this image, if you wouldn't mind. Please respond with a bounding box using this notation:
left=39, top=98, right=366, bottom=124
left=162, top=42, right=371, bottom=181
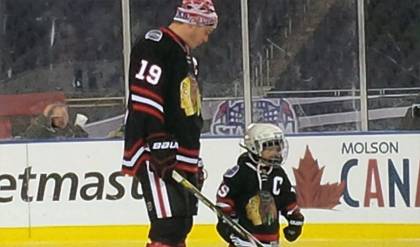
left=216, top=152, right=297, bottom=243
left=122, top=27, right=203, bottom=176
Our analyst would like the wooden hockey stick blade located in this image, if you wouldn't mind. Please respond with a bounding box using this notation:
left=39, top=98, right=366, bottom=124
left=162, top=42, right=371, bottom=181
left=171, top=170, right=265, bottom=247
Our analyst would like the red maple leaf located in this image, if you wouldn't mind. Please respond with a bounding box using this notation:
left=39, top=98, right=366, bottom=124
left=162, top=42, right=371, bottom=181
left=293, top=146, right=346, bottom=209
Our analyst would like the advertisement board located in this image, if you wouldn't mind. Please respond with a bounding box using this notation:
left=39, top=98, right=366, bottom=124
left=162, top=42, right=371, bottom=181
left=1, top=133, right=419, bottom=227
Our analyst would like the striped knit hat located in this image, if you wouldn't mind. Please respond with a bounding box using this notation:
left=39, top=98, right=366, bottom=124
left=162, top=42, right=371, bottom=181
left=173, top=0, right=218, bottom=28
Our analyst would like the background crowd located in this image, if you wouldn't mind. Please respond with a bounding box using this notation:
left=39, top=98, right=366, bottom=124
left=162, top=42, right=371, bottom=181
left=0, top=0, right=419, bottom=140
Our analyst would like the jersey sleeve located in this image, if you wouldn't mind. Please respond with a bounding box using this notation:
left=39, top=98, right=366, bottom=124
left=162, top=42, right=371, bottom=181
left=122, top=30, right=169, bottom=176
left=216, top=167, right=242, bottom=244
left=216, top=165, right=241, bottom=216
left=129, top=37, right=167, bottom=132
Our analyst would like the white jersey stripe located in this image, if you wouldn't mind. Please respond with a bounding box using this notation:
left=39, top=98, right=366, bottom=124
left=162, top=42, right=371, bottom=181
left=147, top=162, right=163, bottom=218
left=216, top=202, right=231, bottom=208
left=176, top=154, right=199, bottom=165
left=131, top=94, right=164, bottom=113
left=122, top=146, right=149, bottom=167
left=159, top=178, right=172, bottom=218
left=146, top=162, right=172, bottom=218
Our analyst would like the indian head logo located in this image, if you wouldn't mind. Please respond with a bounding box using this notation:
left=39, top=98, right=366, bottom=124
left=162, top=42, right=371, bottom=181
left=210, top=98, right=297, bottom=135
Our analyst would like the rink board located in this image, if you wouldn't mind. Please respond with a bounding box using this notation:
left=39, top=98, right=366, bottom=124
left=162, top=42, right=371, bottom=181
left=1, top=133, right=420, bottom=246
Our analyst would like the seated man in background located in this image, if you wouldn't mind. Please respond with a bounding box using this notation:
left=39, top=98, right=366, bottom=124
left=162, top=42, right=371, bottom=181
left=400, top=94, right=420, bottom=130
left=23, top=102, right=88, bottom=139
left=107, top=124, right=125, bottom=138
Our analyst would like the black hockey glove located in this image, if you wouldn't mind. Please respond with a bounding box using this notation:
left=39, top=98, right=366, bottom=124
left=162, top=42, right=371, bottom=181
left=147, top=135, right=178, bottom=181
left=283, top=210, right=304, bottom=242
left=216, top=213, right=238, bottom=244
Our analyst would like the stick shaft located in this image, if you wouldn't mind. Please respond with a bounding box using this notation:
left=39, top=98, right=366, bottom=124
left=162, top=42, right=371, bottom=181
left=171, top=170, right=264, bottom=247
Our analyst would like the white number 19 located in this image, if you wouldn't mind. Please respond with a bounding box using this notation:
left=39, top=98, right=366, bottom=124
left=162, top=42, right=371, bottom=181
left=135, top=59, right=162, bottom=85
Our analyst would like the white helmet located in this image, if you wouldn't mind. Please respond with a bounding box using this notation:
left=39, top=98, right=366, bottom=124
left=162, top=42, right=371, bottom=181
left=243, top=123, right=288, bottom=167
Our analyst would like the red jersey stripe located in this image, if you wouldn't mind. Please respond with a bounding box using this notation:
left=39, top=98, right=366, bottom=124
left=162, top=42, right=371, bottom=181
left=153, top=173, right=167, bottom=218
left=175, top=163, right=199, bottom=173
left=253, top=233, right=279, bottom=242
left=178, top=146, right=199, bottom=157
left=133, top=103, right=164, bottom=123
left=124, top=139, right=145, bottom=158
left=122, top=153, right=149, bottom=176
left=130, top=85, right=164, bottom=104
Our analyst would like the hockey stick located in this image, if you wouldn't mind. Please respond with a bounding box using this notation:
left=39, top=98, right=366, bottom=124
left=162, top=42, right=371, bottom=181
left=171, top=170, right=265, bottom=247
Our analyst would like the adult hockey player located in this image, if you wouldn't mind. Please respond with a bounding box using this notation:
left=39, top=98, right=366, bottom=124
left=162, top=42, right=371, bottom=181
left=121, top=0, right=218, bottom=246
left=216, top=123, right=304, bottom=247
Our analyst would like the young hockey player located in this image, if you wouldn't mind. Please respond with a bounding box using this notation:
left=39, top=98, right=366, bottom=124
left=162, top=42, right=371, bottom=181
left=121, top=0, right=218, bottom=246
left=216, top=123, right=304, bottom=246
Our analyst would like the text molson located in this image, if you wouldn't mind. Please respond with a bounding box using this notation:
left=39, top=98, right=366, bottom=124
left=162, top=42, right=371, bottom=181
left=341, top=141, right=399, bottom=154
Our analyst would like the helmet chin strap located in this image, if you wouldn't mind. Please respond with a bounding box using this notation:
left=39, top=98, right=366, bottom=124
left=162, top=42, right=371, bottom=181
left=260, top=156, right=283, bottom=167
left=241, top=143, right=284, bottom=167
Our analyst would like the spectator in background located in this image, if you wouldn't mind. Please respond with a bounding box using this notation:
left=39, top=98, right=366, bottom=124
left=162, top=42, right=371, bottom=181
left=23, top=102, right=89, bottom=139
left=401, top=102, right=420, bottom=130
left=107, top=124, right=125, bottom=138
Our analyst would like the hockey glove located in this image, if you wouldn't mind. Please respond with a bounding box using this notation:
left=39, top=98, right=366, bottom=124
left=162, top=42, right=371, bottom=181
left=216, top=215, right=236, bottom=243
left=283, top=210, right=304, bottom=242
left=147, top=135, right=178, bottom=181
